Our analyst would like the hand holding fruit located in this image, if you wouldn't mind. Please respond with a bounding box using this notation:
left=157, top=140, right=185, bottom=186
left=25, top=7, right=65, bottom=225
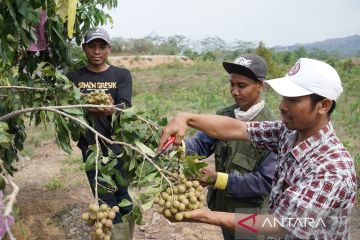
left=198, top=167, right=217, bottom=186
left=154, top=173, right=206, bottom=222
left=84, top=90, right=115, bottom=116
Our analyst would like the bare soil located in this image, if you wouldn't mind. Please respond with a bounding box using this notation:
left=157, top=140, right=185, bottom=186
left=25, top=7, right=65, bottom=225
left=10, top=140, right=222, bottom=240
left=9, top=139, right=360, bottom=239
left=108, top=55, right=194, bottom=69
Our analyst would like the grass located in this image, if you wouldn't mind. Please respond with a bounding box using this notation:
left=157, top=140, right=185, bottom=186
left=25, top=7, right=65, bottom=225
left=44, top=177, right=63, bottom=190
left=20, top=123, right=55, bottom=158
left=132, top=61, right=233, bottom=117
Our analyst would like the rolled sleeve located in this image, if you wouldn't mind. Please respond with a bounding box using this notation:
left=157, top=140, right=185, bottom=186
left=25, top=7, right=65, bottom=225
left=214, top=172, right=229, bottom=190
left=246, top=121, right=284, bottom=153
left=184, top=131, right=216, bottom=157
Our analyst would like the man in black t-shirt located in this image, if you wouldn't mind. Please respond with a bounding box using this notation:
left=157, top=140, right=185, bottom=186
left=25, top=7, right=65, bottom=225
left=67, top=27, right=133, bottom=239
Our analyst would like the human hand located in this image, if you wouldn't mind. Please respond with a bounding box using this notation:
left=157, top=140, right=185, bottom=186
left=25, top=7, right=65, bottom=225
left=165, top=208, right=211, bottom=223
left=88, top=94, right=114, bottom=116
left=158, top=112, right=191, bottom=151
left=198, top=167, right=217, bottom=186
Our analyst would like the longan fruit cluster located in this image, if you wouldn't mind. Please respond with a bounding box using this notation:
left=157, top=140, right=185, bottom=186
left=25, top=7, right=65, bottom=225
left=85, top=90, right=112, bottom=105
left=154, top=174, right=205, bottom=221
left=81, top=203, right=119, bottom=240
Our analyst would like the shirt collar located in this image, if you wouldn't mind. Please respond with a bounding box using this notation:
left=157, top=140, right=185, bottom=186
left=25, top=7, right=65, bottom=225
left=290, top=121, right=334, bottom=162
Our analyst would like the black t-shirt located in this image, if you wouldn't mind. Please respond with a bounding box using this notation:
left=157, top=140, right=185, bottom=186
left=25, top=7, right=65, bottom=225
left=67, top=65, right=132, bottom=154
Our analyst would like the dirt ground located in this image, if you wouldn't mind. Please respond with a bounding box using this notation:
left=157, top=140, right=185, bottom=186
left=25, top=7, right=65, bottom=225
left=108, top=55, right=194, bottom=69
left=8, top=139, right=360, bottom=239
left=10, top=140, right=222, bottom=240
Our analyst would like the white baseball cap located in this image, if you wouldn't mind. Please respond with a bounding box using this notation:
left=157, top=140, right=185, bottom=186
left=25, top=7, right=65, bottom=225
left=265, top=58, right=343, bottom=101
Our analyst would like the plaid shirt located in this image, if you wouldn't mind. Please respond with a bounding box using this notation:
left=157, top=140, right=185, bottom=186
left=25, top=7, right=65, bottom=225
left=247, top=121, right=357, bottom=239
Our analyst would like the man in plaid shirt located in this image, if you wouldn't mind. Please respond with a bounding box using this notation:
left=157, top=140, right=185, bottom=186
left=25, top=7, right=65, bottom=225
left=159, top=58, right=356, bottom=239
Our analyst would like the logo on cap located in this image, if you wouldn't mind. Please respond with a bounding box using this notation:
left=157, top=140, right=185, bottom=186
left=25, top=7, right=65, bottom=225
left=234, top=57, right=252, bottom=67
left=288, top=62, right=300, bottom=76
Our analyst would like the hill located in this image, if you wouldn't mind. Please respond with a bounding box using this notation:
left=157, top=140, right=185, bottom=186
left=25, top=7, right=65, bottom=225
left=272, top=35, right=360, bottom=58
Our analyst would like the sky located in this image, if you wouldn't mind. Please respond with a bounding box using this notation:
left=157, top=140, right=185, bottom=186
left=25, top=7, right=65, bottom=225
left=103, top=0, right=360, bottom=47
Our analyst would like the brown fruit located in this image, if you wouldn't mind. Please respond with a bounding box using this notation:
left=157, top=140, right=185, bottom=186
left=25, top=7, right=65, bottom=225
left=161, top=192, right=169, bottom=200
left=184, top=212, right=192, bottom=218
left=192, top=180, right=200, bottom=188
left=89, top=204, right=99, bottom=213
left=95, top=228, right=103, bottom=236
left=175, top=212, right=183, bottom=221
left=112, top=206, right=120, bottom=213
left=101, top=218, right=107, bottom=225
left=100, top=204, right=108, bottom=211
left=178, top=203, right=186, bottom=211
left=89, top=213, right=97, bottom=220
left=172, top=200, right=180, bottom=208
left=158, top=199, right=165, bottom=206
left=81, top=212, right=90, bottom=221
left=190, top=196, right=197, bottom=204
left=177, top=185, right=186, bottom=193
left=158, top=207, right=164, bottom=214
left=164, top=209, right=172, bottom=218
left=170, top=207, right=178, bottom=214
left=97, top=212, right=104, bottom=219
left=185, top=181, right=193, bottom=188
left=108, top=211, right=116, bottom=219
left=199, top=195, right=205, bottom=202
left=165, top=201, right=172, bottom=209
left=105, top=219, right=113, bottom=228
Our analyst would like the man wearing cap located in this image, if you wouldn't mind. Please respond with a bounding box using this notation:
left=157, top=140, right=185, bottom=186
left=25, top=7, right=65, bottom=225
left=183, top=54, right=276, bottom=239
left=159, top=58, right=356, bottom=239
left=67, top=27, right=133, bottom=239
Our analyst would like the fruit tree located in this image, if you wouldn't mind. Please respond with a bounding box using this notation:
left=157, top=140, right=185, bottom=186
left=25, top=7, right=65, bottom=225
left=0, top=1, right=207, bottom=238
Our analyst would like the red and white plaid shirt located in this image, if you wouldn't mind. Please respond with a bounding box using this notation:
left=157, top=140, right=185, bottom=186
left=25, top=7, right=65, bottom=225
left=247, top=121, right=357, bottom=239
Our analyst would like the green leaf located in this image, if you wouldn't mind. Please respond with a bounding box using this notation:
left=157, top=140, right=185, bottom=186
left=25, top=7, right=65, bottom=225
left=115, top=171, right=128, bottom=187
left=134, top=140, right=155, bottom=157
left=71, top=85, right=81, bottom=100
left=140, top=172, right=158, bottom=184
left=0, top=134, right=11, bottom=148
left=98, top=174, right=116, bottom=189
left=51, top=25, right=66, bottom=44
left=31, top=61, right=48, bottom=78
left=62, top=108, right=83, bottom=115
left=85, top=152, right=96, bottom=171
left=129, top=157, right=137, bottom=171
left=55, top=0, right=68, bottom=22
left=132, top=206, right=143, bottom=225
left=0, top=122, right=9, bottom=131
left=119, top=199, right=133, bottom=208
left=141, top=198, right=153, bottom=211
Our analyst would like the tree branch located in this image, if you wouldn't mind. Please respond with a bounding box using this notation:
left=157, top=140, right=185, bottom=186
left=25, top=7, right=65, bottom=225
left=0, top=105, right=172, bottom=190
left=0, top=86, right=48, bottom=91
left=0, top=104, right=159, bottom=130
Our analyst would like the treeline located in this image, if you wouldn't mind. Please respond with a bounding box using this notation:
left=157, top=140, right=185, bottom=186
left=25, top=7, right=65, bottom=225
left=108, top=34, right=357, bottom=78
left=68, top=34, right=357, bottom=79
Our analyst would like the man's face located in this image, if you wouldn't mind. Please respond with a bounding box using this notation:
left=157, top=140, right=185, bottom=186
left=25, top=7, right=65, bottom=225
left=229, top=73, right=263, bottom=111
left=279, top=95, right=320, bottom=130
left=83, top=39, right=111, bottom=66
